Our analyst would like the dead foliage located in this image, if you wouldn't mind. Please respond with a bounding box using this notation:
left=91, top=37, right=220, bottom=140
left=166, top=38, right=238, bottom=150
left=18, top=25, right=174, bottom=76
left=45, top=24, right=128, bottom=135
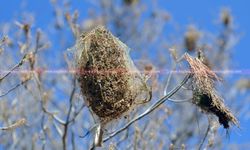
left=185, top=53, right=238, bottom=128
left=0, top=118, right=26, bottom=131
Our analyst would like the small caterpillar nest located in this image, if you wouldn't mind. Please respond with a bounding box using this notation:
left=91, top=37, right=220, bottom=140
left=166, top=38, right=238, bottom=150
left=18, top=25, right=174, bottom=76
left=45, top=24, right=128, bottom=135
left=184, top=26, right=200, bottom=52
left=185, top=53, right=238, bottom=129
left=75, top=26, right=150, bottom=123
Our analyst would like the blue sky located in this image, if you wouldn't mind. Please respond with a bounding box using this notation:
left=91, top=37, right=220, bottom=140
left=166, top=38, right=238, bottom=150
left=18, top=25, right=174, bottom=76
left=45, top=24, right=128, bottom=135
left=1, top=0, right=249, bottom=67
left=0, top=0, right=250, bottom=69
left=160, top=0, right=250, bottom=69
left=0, top=0, right=250, bottom=148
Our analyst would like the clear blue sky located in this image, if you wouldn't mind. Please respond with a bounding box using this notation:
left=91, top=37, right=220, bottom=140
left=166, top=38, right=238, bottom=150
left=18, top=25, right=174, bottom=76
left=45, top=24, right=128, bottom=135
left=1, top=0, right=249, bottom=68
left=0, top=0, right=250, bottom=148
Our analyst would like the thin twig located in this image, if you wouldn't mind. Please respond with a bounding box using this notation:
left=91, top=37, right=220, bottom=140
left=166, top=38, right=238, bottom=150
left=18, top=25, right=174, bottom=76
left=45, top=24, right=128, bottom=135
left=117, top=127, right=130, bottom=146
left=53, top=121, right=63, bottom=137
left=198, top=117, right=211, bottom=150
left=164, top=52, right=187, bottom=95
left=163, top=69, right=174, bottom=96
left=42, top=106, right=66, bottom=125
left=0, top=54, right=27, bottom=83
left=167, top=98, right=192, bottom=103
left=103, top=74, right=191, bottom=143
left=79, top=124, right=98, bottom=138
left=71, top=130, right=76, bottom=150
left=62, top=78, right=76, bottom=150
left=0, top=79, right=30, bottom=98
left=68, top=103, right=85, bottom=123
left=0, top=31, right=42, bottom=83
left=41, top=114, right=46, bottom=150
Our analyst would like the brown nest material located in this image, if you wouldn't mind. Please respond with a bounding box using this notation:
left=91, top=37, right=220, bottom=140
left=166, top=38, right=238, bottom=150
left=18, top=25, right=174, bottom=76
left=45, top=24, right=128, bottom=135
left=185, top=53, right=238, bottom=129
left=75, top=26, right=150, bottom=124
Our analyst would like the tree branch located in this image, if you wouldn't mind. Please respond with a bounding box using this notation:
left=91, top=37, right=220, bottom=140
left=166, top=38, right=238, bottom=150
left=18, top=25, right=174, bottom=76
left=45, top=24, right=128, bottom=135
left=198, top=116, right=211, bottom=150
left=103, top=74, right=191, bottom=143
left=0, top=54, right=27, bottom=83
left=0, top=78, right=30, bottom=98
left=62, top=78, right=76, bottom=150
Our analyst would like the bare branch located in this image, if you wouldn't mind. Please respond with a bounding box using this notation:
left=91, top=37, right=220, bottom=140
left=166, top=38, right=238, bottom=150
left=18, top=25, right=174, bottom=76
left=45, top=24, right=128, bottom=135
left=167, top=98, right=192, bottom=103
left=62, top=78, right=76, bottom=150
left=103, top=74, right=191, bottom=143
left=0, top=78, right=30, bottom=98
left=68, top=103, right=85, bottom=123
left=53, top=121, right=63, bottom=137
left=0, top=54, right=27, bottom=83
left=42, top=106, right=66, bottom=125
left=198, top=117, right=211, bottom=150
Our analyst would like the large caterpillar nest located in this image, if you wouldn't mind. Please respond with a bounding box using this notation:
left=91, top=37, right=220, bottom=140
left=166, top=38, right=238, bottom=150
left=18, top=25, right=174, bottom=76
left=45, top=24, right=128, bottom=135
left=185, top=53, right=238, bottom=129
left=75, top=26, right=150, bottom=124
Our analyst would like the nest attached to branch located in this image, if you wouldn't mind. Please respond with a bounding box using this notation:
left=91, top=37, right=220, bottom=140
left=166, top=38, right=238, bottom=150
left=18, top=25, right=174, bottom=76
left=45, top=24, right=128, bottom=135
left=75, top=26, right=151, bottom=124
left=185, top=53, right=238, bottom=129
